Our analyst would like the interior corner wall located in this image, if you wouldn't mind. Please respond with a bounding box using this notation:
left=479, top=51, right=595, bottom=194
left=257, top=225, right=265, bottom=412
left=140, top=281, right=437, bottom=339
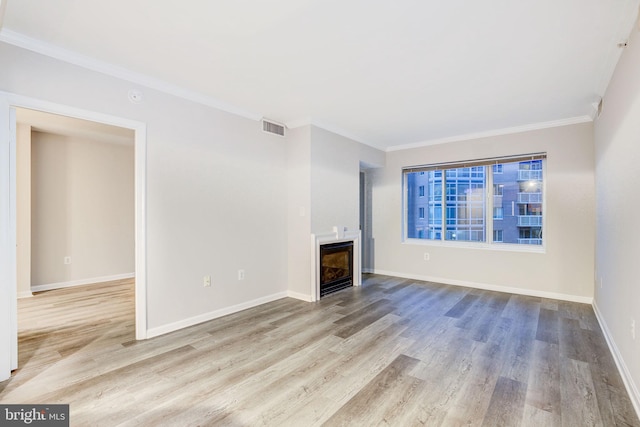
left=15, top=123, right=31, bottom=298
left=310, top=125, right=384, bottom=234
left=371, top=122, right=595, bottom=301
left=593, top=25, right=640, bottom=411
left=286, top=126, right=312, bottom=298
left=285, top=125, right=384, bottom=299
left=0, top=42, right=289, bottom=332
left=30, top=131, right=134, bottom=287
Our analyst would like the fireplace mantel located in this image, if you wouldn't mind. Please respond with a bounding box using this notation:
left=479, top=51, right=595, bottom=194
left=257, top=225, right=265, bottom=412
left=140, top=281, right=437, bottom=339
left=310, top=226, right=361, bottom=301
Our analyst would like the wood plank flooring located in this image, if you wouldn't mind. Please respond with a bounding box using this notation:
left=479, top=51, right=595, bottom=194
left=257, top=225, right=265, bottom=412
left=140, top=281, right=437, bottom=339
left=1, top=275, right=638, bottom=426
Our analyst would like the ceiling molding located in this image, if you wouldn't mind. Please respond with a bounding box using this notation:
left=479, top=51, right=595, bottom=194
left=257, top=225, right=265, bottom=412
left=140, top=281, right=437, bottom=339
left=284, top=117, right=312, bottom=130
left=286, top=117, right=374, bottom=148
left=0, top=29, right=262, bottom=121
left=386, top=116, right=594, bottom=152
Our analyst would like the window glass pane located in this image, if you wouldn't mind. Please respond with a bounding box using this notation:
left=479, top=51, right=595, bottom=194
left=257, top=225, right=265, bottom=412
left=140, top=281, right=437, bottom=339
left=445, top=166, right=486, bottom=242
left=405, top=156, right=544, bottom=246
left=406, top=171, right=442, bottom=239
left=492, top=160, right=543, bottom=245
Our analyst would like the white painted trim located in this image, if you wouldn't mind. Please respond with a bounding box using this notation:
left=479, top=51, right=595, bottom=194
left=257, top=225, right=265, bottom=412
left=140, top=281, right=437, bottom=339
left=386, top=116, right=594, bottom=152
left=0, top=91, right=148, bottom=356
left=0, top=28, right=600, bottom=157
left=133, top=125, right=147, bottom=340
left=30, top=273, right=135, bottom=293
left=8, top=106, right=17, bottom=371
left=146, top=292, right=289, bottom=339
left=0, top=100, right=11, bottom=380
left=372, top=269, right=594, bottom=304
left=17, top=291, right=32, bottom=299
left=287, top=290, right=313, bottom=302
left=286, top=118, right=371, bottom=147
left=0, top=29, right=261, bottom=122
left=0, top=92, right=144, bottom=130
left=592, top=301, right=640, bottom=420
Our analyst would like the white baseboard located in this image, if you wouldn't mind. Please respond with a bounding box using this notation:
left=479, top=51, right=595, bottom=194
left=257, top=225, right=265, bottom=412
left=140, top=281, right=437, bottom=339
left=287, top=290, right=313, bottom=302
left=31, top=272, right=135, bottom=293
left=17, top=291, right=33, bottom=299
left=372, top=269, right=593, bottom=304
left=362, top=268, right=374, bottom=274
left=146, top=291, right=289, bottom=339
left=592, top=302, right=640, bottom=420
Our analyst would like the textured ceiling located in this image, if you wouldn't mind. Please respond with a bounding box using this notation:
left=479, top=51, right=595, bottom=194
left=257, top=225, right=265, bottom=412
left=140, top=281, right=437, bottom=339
left=2, top=0, right=639, bottom=150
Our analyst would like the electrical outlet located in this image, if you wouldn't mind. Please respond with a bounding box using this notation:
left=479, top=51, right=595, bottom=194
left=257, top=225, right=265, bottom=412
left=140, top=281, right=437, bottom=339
left=424, top=252, right=430, bottom=261
left=64, top=256, right=71, bottom=265
left=238, top=270, right=245, bottom=280
left=203, top=276, right=211, bottom=287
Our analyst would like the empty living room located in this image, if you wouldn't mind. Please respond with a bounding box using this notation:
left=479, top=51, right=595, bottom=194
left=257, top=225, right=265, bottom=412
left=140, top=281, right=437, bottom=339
left=1, top=1, right=639, bottom=426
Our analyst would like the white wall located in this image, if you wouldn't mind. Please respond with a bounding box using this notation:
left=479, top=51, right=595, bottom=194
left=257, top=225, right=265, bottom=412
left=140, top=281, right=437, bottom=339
left=0, top=42, right=289, bottom=334
left=16, top=123, right=31, bottom=298
left=285, top=125, right=385, bottom=300
left=594, top=25, right=640, bottom=411
left=30, top=131, right=134, bottom=287
left=286, top=126, right=312, bottom=298
left=310, top=125, right=384, bottom=234
left=372, top=122, right=595, bottom=301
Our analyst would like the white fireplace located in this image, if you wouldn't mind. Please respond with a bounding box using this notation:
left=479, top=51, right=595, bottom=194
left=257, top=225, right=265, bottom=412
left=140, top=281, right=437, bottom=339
left=310, top=226, right=361, bottom=301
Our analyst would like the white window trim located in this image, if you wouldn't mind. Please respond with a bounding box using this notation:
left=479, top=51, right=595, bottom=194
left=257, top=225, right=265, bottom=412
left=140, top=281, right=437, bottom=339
left=402, top=155, right=547, bottom=252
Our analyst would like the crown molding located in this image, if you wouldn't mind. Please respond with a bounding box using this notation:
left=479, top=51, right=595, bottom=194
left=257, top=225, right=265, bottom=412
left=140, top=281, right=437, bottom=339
left=0, top=29, right=262, bottom=121
left=286, top=117, right=378, bottom=148
left=0, top=29, right=601, bottom=152
left=386, top=115, right=594, bottom=152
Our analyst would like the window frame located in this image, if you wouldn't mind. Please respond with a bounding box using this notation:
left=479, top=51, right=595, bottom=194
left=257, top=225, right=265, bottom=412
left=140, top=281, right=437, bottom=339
left=402, top=153, right=546, bottom=253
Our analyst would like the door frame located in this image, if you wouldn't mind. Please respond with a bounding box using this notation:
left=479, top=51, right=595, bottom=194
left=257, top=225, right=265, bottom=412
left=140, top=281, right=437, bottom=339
left=0, top=92, right=148, bottom=381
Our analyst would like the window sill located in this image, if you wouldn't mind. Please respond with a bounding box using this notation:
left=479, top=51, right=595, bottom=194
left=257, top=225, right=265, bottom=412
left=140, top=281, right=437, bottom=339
left=402, top=238, right=546, bottom=254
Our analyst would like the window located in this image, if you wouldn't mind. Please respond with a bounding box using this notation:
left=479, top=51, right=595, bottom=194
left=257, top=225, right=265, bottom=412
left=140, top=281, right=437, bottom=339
left=404, top=154, right=545, bottom=246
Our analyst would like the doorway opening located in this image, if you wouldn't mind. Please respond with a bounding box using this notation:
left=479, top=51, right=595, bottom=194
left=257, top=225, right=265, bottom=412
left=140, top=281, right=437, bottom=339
left=1, top=94, right=147, bottom=378
left=15, top=108, right=137, bottom=370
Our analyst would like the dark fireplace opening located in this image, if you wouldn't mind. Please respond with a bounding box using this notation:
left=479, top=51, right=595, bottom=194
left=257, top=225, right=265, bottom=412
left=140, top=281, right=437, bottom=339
left=320, top=241, right=354, bottom=297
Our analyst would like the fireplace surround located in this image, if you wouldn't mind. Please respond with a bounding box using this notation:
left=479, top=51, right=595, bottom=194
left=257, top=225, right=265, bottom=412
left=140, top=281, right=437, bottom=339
left=311, top=226, right=361, bottom=301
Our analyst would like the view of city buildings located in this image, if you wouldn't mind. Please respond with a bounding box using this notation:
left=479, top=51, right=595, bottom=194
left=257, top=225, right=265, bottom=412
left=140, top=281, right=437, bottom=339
left=406, top=160, right=543, bottom=245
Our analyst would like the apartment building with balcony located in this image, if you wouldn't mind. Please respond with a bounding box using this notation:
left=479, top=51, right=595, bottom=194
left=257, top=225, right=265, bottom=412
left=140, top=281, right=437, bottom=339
left=406, top=160, right=543, bottom=245
left=494, top=160, right=543, bottom=245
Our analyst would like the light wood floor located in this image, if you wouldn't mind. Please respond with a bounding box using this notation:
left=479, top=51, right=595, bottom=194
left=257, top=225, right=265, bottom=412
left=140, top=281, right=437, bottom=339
left=1, top=275, right=638, bottom=426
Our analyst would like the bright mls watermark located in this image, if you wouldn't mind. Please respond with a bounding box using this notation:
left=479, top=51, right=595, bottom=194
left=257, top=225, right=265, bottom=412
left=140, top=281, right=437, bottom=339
left=1, top=405, right=69, bottom=426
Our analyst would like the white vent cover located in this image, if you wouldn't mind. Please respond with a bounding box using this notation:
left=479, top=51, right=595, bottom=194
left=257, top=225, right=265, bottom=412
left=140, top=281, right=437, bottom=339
left=262, top=119, right=285, bottom=136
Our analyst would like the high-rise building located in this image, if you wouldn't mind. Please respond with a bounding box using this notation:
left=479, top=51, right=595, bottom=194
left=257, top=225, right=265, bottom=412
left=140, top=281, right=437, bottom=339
left=406, top=160, right=543, bottom=245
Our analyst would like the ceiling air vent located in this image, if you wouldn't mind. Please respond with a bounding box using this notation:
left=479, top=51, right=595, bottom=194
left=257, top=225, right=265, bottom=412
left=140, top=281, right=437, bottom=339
left=262, top=119, right=285, bottom=137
